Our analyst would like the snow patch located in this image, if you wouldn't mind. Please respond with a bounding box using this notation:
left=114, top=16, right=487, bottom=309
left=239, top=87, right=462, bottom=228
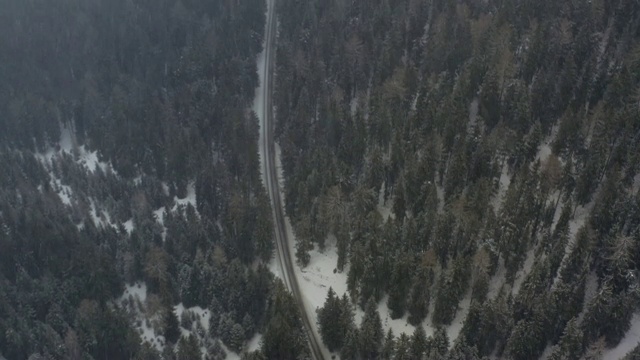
left=174, top=303, right=211, bottom=332
left=247, top=333, right=263, bottom=352
left=602, top=313, right=640, bottom=359
left=153, top=207, right=167, bottom=241
left=222, top=343, right=241, bottom=360
left=491, top=163, right=511, bottom=212
left=633, top=173, right=640, bottom=195
left=173, top=182, right=198, bottom=214
left=123, top=219, right=134, bottom=235
left=377, top=183, right=394, bottom=221
left=512, top=249, right=536, bottom=295
left=535, top=142, right=552, bottom=163
left=446, top=288, right=472, bottom=342
left=119, top=282, right=166, bottom=352
left=374, top=295, right=423, bottom=339
left=487, top=261, right=507, bottom=300
left=51, top=178, right=73, bottom=206
left=295, top=237, right=349, bottom=312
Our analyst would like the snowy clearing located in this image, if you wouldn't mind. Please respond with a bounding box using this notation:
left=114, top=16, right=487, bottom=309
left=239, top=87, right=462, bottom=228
left=173, top=182, right=198, bottom=213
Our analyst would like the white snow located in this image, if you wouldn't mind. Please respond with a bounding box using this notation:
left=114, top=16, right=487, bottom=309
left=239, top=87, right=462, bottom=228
left=76, top=145, right=111, bottom=173
left=535, top=142, right=552, bottom=163
left=123, top=219, right=134, bottom=234
left=174, top=303, right=211, bottom=332
left=602, top=313, right=640, bottom=359
left=512, top=249, right=536, bottom=295
left=467, top=98, right=479, bottom=132
left=267, top=252, right=284, bottom=281
left=173, top=182, right=198, bottom=215
left=221, top=343, right=241, bottom=360
left=153, top=207, right=167, bottom=241
left=377, top=183, right=394, bottom=221
left=37, top=124, right=113, bottom=175
left=436, top=184, right=445, bottom=214
left=350, top=96, right=359, bottom=117
left=446, top=288, right=472, bottom=342
left=252, top=0, right=271, bottom=189
left=577, top=271, right=599, bottom=323
left=59, top=124, right=74, bottom=153
left=633, top=173, right=640, bottom=195
left=295, top=238, right=349, bottom=311
left=51, top=178, right=73, bottom=206
left=118, top=282, right=166, bottom=352
left=371, top=295, right=424, bottom=339
left=487, top=260, right=507, bottom=300
left=247, top=333, right=263, bottom=352
left=491, top=163, right=511, bottom=212
left=121, top=282, right=148, bottom=303
left=553, top=200, right=595, bottom=286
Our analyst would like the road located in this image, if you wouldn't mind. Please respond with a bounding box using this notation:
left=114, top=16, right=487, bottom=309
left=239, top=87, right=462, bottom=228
left=259, top=1, right=326, bottom=359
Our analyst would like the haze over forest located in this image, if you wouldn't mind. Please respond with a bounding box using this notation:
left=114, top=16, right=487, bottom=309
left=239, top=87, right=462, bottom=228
left=0, top=0, right=639, bottom=359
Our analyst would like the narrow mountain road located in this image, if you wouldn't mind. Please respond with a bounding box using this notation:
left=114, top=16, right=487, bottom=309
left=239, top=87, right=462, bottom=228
left=259, top=1, right=326, bottom=359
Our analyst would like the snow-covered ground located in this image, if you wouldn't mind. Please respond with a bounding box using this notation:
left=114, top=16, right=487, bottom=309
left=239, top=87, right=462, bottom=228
left=247, top=333, right=263, bottom=352
left=251, top=0, right=271, bottom=189
left=119, top=282, right=166, bottom=352
left=153, top=206, right=167, bottom=240
left=377, top=184, right=394, bottom=221
left=491, top=163, right=511, bottom=212
left=512, top=249, right=536, bottom=295
left=173, top=182, right=198, bottom=214
left=602, top=313, right=640, bottom=359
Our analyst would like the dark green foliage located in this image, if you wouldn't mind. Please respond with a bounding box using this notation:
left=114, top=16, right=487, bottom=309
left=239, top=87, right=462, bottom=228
left=623, top=343, right=640, bottom=360
left=261, top=280, right=310, bottom=360
left=317, top=287, right=343, bottom=351
left=164, top=308, right=181, bottom=345
left=381, top=329, right=396, bottom=359
left=407, top=268, right=433, bottom=326
left=432, top=256, right=471, bottom=325
left=409, top=325, right=428, bottom=360
left=0, top=0, right=273, bottom=357
left=359, top=297, right=384, bottom=359
left=177, top=334, right=201, bottom=360
left=548, top=317, right=584, bottom=360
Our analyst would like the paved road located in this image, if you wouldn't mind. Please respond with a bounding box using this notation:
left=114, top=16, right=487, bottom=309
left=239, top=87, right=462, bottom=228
left=259, top=1, right=325, bottom=359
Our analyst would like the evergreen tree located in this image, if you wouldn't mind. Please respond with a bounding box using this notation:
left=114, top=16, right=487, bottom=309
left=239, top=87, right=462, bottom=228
left=381, top=329, right=396, bottom=359
left=317, top=287, right=343, bottom=351
left=394, top=333, right=412, bottom=360
left=177, top=335, right=201, bottom=360
left=359, top=297, right=384, bottom=359
left=341, top=328, right=360, bottom=360
left=548, top=317, right=584, bottom=360
left=409, top=325, right=428, bottom=360
left=164, top=308, right=181, bottom=345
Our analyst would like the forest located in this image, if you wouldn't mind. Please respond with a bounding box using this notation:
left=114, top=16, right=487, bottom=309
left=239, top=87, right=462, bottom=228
left=2, top=0, right=640, bottom=359
left=274, top=0, right=640, bottom=359
left=0, top=0, right=310, bottom=359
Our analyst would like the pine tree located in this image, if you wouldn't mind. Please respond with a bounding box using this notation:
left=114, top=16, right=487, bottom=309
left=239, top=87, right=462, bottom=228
left=548, top=317, right=584, bottom=360
left=359, top=297, right=383, bottom=359
left=164, top=308, right=181, bottom=345
left=431, top=326, right=449, bottom=357
left=341, top=327, right=360, bottom=360
left=407, top=269, right=431, bottom=325
left=409, top=325, right=428, bottom=360
left=317, top=287, right=343, bottom=351
left=387, top=253, right=411, bottom=319
left=176, top=334, right=201, bottom=360
left=381, top=329, right=396, bottom=359
left=394, top=333, right=412, bottom=360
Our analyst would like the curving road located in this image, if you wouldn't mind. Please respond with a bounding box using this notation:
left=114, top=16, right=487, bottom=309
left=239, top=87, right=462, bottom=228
left=259, top=1, right=325, bottom=359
